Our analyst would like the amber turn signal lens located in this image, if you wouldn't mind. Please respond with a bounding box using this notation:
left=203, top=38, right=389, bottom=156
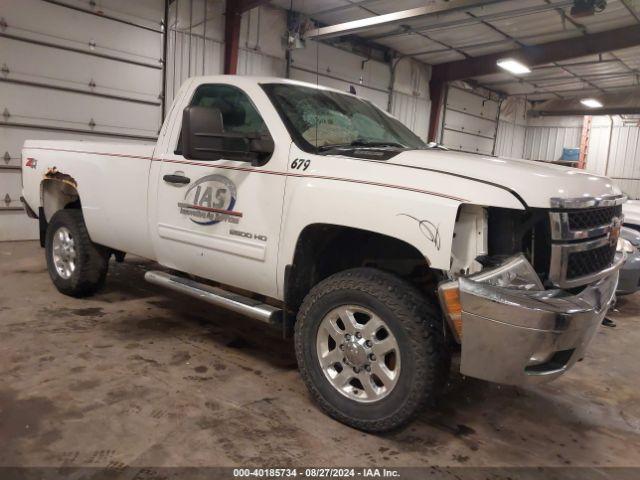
left=439, top=283, right=463, bottom=340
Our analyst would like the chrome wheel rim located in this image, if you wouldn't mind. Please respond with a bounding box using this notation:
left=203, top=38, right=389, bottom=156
left=316, top=305, right=401, bottom=403
left=52, top=227, right=76, bottom=279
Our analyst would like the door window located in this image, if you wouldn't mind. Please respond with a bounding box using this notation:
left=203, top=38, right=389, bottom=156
left=176, top=84, right=268, bottom=154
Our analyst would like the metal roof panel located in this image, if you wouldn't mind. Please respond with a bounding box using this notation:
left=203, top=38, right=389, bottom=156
left=413, top=50, right=467, bottom=64
left=487, top=9, right=577, bottom=40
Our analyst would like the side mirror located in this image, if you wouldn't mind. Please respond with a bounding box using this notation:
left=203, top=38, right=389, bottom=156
left=181, top=105, right=274, bottom=165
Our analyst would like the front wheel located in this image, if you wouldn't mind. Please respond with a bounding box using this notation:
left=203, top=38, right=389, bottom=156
left=295, top=268, right=449, bottom=432
left=45, top=209, right=109, bottom=297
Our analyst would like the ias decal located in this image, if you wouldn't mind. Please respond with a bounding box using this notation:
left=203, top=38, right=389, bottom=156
left=178, top=174, right=242, bottom=225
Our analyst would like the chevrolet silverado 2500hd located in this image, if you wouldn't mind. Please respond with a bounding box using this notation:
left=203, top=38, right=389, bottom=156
left=21, top=76, right=625, bottom=432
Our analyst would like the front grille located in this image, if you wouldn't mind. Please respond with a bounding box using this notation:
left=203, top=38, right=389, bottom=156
left=567, top=205, right=622, bottom=231
left=548, top=201, right=623, bottom=287
left=566, top=242, right=616, bottom=280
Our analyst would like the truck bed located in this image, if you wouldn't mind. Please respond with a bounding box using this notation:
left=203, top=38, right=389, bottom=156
left=21, top=139, right=157, bottom=259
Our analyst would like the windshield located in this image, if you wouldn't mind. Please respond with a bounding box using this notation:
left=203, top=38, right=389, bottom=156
left=261, top=83, right=427, bottom=153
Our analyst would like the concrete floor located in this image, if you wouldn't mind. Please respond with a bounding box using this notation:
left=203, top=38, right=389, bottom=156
left=2, top=241, right=640, bottom=472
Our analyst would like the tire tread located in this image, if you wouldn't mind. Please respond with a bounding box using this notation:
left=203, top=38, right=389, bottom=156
left=295, top=267, right=449, bottom=432
left=46, top=209, right=108, bottom=297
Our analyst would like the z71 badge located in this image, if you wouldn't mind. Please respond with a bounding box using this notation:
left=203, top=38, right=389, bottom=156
left=178, top=174, right=242, bottom=225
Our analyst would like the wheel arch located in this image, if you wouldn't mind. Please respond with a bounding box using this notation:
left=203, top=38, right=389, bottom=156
left=40, top=175, right=81, bottom=222
left=284, top=223, right=440, bottom=321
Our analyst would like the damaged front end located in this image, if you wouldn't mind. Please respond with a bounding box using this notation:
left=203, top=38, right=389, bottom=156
left=439, top=254, right=621, bottom=385
left=438, top=198, right=625, bottom=386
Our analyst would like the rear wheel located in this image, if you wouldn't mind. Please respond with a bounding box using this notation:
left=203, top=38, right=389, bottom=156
left=295, top=267, right=449, bottom=432
left=45, top=209, right=109, bottom=297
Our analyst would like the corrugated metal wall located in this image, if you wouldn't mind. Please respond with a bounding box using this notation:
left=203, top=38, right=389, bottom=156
left=286, top=41, right=432, bottom=139
left=289, top=40, right=391, bottom=111
left=165, top=2, right=432, bottom=140
left=389, top=58, right=431, bottom=141
left=601, top=125, right=640, bottom=198
left=585, top=117, right=640, bottom=198
left=166, top=1, right=287, bottom=108
left=523, top=117, right=582, bottom=162
left=494, top=97, right=527, bottom=159
left=523, top=114, right=640, bottom=199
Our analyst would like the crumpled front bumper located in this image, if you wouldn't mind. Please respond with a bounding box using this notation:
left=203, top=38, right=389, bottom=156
left=451, top=256, right=621, bottom=386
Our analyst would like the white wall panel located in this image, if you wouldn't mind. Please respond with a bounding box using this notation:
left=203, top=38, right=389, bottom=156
left=165, top=2, right=286, bottom=106
left=1, top=83, right=160, bottom=138
left=390, top=59, right=430, bottom=140
left=604, top=124, right=640, bottom=198
left=495, top=121, right=526, bottom=158
left=0, top=37, right=161, bottom=103
left=0, top=211, right=38, bottom=242
left=446, top=87, right=499, bottom=119
left=239, top=5, right=287, bottom=60
left=523, top=125, right=581, bottom=161
left=584, top=124, right=612, bottom=176
left=290, top=68, right=390, bottom=111
left=290, top=40, right=391, bottom=111
left=1, top=0, right=163, bottom=240
left=237, top=49, right=286, bottom=77
left=494, top=97, right=527, bottom=159
left=391, top=92, right=430, bottom=141
left=442, top=129, right=495, bottom=155
left=291, top=40, right=390, bottom=93
left=165, top=5, right=429, bottom=139
left=2, top=0, right=163, bottom=65
left=51, top=0, right=165, bottom=29
left=524, top=115, right=640, bottom=199
left=441, top=85, right=499, bottom=155
left=445, top=110, right=498, bottom=138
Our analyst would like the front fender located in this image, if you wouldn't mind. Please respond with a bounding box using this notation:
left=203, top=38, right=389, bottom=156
left=277, top=174, right=462, bottom=298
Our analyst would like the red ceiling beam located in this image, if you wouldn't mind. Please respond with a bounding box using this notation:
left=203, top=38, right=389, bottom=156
left=223, top=0, right=271, bottom=74
left=431, top=24, right=640, bottom=82
left=427, top=81, right=446, bottom=143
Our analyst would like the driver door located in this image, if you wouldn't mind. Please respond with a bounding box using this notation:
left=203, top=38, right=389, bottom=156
left=154, top=83, right=287, bottom=299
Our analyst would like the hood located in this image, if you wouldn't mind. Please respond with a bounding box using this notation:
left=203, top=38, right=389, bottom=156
left=623, top=200, right=640, bottom=227
left=386, top=150, right=621, bottom=209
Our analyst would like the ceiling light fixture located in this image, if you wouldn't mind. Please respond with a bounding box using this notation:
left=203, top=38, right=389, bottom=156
left=580, top=98, right=603, bottom=108
left=497, top=58, right=531, bottom=75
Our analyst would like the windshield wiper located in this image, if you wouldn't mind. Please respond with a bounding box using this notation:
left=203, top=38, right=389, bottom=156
left=350, top=140, right=406, bottom=148
left=318, top=140, right=407, bottom=152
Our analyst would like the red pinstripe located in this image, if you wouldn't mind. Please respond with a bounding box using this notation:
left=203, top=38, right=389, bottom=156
left=178, top=203, right=243, bottom=217
left=25, top=146, right=468, bottom=203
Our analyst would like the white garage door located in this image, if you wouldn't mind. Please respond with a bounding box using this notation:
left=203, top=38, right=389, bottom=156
left=440, top=85, right=500, bottom=156
left=0, top=0, right=165, bottom=241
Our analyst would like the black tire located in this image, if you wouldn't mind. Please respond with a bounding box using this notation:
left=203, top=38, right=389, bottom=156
left=45, top=209, right=109, bottom=297
left=295, top=267, right=450, bottom=432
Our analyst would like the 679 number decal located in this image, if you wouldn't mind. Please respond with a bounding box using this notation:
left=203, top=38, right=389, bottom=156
left=290, top=158, right=311, bottom=171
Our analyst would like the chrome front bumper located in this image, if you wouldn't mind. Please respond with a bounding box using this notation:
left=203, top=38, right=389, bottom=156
left=452, top=256, right=622, bottom=386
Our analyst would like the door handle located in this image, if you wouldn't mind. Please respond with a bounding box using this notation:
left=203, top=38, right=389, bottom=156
left=163, top=174, right=191, bottom=185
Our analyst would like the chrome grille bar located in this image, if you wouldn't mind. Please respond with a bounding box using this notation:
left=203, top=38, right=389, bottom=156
left=548, top=196, right=624, bottom=288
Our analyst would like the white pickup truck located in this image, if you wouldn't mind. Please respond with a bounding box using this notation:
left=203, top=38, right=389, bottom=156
left=21, top=76, right=625, bottom=432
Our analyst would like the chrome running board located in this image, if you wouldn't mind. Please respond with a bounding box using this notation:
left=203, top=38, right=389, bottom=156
left=144, top=270, right=282, bottom=326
